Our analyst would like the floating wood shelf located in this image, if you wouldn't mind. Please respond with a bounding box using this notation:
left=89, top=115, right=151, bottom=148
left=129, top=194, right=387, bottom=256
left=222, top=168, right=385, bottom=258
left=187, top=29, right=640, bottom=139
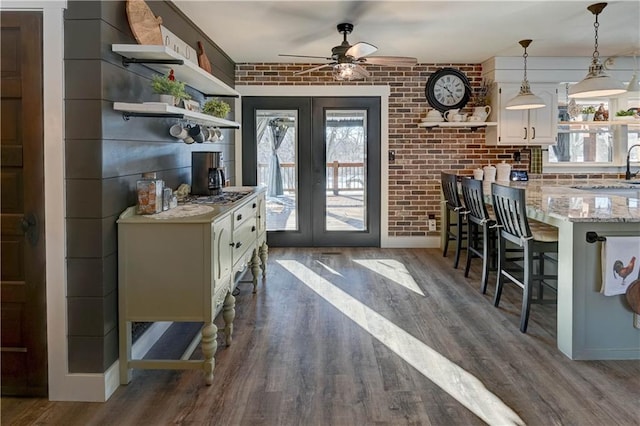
left=113, top=102, right=240, bottom=128
left=418, top=121, right=497, bottom=130
left=112, top=44, right=240, bottom=98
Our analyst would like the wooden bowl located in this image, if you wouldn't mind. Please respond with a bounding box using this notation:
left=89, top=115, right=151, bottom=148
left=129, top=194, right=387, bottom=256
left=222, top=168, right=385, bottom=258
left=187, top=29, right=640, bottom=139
left=625, top=279, right=640, bottom=315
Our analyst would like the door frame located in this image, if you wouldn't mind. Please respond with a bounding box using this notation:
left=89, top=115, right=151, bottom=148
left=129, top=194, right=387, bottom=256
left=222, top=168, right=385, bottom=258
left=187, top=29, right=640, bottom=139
left=235, top=85, right=390, bottom=246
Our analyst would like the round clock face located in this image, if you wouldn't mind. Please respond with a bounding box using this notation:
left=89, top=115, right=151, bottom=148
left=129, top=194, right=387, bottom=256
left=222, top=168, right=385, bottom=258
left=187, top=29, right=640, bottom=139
left=425, top=68, right=471, bottom=113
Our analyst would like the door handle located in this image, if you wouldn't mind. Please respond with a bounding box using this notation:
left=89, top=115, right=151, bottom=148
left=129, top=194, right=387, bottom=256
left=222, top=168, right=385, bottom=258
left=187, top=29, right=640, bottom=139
left=523, top=127, right=527, bottom=140
left=21, top=213, right=38, bottom=246
left=531, top=127, right=536, bottom=140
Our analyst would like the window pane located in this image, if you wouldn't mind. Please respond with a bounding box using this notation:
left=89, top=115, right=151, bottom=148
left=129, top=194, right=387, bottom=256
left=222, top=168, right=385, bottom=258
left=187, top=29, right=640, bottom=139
left=256, top=110, right=298, bottom=231
left=325, top=110, right=366, bottom=231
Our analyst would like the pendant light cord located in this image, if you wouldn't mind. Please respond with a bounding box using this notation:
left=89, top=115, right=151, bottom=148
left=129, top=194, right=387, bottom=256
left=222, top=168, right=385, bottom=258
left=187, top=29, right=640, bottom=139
left=593, top=10, right=600, bottom=60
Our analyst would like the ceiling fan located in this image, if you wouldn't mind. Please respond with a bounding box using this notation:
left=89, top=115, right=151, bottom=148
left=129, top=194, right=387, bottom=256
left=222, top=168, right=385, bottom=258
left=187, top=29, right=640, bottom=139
left=279, top=23, right=418, bottom=80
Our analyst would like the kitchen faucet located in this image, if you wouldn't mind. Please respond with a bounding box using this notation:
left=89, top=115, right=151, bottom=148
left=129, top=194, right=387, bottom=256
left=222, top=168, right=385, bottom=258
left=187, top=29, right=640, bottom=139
left=626, top=143, right=640, bottom=180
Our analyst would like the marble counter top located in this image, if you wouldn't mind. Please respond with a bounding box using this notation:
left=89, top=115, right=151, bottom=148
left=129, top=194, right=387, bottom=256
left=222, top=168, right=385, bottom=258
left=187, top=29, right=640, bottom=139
left=483, top=179, right=640, bottom=223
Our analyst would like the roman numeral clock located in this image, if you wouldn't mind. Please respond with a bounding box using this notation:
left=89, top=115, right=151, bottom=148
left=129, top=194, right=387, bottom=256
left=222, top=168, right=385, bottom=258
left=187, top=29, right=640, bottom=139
left=425, top=67, right=471, bottom=112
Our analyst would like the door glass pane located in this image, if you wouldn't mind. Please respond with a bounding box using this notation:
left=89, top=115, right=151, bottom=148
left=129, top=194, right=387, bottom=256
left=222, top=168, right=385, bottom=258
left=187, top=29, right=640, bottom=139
left=325, top=110, right=366, bottom=231
left=256, top=110, right=298, bottom=231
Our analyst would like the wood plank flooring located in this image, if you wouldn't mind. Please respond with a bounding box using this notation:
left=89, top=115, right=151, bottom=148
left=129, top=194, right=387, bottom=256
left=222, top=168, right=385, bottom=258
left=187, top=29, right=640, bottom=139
left=2, top=248, right=639, bottom=425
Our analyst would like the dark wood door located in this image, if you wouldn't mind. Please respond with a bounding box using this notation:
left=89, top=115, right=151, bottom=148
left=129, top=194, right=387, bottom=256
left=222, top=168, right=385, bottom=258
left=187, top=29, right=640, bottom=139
left=1, top=11, right=47, bottom=396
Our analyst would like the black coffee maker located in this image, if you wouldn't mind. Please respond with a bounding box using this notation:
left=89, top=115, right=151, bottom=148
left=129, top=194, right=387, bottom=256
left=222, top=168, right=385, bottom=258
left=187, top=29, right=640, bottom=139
left=192, top=151, right=225, bottom=195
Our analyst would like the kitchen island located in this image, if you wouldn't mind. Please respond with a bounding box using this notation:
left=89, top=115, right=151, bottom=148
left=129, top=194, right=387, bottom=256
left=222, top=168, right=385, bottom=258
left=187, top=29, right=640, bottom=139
left=117, top=187, right=267, bottom=385
left=449, top=179, right=640, bottom=360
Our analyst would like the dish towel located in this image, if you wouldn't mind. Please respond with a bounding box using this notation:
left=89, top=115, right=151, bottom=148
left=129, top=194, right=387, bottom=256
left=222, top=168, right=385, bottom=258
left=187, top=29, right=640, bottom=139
left=601, top=236, right=640, bottom=296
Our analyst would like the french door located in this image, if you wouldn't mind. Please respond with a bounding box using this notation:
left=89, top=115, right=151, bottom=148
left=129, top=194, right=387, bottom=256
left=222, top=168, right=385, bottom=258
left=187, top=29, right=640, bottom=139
left=242, top=96, right=380, bottom=247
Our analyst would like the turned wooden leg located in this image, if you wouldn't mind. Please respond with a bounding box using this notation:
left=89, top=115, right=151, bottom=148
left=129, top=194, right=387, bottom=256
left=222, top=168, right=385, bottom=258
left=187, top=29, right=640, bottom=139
left=259, top=242, right=269, bottom=279
left=250, top=248, right=261, bottom=293
left=223, top=291, right=236, bottom=345
left=201, top=322, right=218, bottom=385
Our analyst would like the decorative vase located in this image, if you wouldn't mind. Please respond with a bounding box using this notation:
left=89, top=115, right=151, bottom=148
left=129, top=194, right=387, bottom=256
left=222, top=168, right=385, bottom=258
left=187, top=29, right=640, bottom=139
left=159, top=94, right=177, bottom=106
left=472, top=105, right=492, bottom=122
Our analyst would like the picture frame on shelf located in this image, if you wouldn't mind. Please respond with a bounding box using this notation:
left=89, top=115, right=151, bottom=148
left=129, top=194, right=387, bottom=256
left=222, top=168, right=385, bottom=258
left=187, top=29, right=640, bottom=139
left=183, top=99, right=201, bottom=113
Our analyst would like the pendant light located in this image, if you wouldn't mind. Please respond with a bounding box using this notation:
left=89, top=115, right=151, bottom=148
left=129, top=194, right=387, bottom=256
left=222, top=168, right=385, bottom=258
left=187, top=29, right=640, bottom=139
left=568, top=2, right=626, bottom=98
left=626, top=56, right=640, bottom=95
left=505, top=39, right=546, bottom=110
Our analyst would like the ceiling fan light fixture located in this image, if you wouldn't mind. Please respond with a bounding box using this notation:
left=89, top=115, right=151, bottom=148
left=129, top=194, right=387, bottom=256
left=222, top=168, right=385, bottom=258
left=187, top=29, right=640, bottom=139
left=568, top=2, right=627, bottom=98
left=506, top=39, right=546, bottom=110
left=332, top=63, right=363, bottom=81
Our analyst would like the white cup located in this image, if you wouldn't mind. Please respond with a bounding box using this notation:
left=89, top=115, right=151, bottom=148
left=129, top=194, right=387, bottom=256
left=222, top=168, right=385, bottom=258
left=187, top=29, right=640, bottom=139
left=169, top=124, right=188, bottom=139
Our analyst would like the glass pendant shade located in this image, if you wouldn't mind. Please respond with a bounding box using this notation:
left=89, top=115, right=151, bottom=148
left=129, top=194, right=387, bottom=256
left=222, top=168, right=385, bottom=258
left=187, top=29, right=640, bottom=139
left=505, top=39, right=546, bottom=110
left=627, top=72, right=640, bottom=94
left=568, top=2, right=627, bottom=98
left=332, top=63, right=363, bottom=81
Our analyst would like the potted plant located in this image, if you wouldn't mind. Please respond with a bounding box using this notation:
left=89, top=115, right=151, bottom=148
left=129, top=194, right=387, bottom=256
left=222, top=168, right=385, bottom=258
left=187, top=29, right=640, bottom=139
left=202, top=98, right=231, bottom=119
left=151, top=72, right=191, bottom=106
left=614, top=109, right=637, bottom=121
left=581, top=105, right=596, bottom=121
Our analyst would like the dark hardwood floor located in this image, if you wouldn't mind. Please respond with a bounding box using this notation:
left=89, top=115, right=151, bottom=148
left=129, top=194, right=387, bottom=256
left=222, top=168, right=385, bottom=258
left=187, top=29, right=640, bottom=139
left=2, top=248, right=639, bottom=425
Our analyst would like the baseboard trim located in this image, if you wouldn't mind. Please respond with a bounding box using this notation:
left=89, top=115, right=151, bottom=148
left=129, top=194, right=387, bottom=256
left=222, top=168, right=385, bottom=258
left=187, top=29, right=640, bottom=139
left=382, top=236, right=440, bottom=248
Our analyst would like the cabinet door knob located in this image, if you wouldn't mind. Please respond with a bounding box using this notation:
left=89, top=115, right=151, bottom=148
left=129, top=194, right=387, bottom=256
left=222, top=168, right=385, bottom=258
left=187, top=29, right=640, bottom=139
left=229, top=242, right=235, bottom=247
left=531, top=127, right=536, bottom=140
left=235, top=242, right=242, bottom=249
left=236, top=214, right=242, bottom=221
left=523, top=127, right=527, bottom=140
left=252, top=203, right=257, bottom=209
left=251, top=226, right=256, bottom=232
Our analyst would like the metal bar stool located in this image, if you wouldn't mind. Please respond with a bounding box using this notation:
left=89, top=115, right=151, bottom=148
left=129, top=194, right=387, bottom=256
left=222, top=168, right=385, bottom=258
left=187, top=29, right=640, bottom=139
left=461, top=178, right=496, bottom=294
left=491, top=183, right=558, bottom=333
left=440, top=172, right=466, bottom=269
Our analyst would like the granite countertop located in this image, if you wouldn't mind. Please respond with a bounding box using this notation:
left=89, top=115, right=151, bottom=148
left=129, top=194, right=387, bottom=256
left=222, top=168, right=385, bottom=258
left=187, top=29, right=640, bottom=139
left=483, top=179, right=640, bottom=223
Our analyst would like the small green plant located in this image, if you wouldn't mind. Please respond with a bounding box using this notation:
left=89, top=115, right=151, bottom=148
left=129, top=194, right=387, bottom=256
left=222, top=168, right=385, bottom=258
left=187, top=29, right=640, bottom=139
left=150, top=74, right=191, bottom=101
left=202, top=98, right=231, bottom=118
left=615, top=109, right=635, bottom=116
left=581, top=105, right=596, bottom=114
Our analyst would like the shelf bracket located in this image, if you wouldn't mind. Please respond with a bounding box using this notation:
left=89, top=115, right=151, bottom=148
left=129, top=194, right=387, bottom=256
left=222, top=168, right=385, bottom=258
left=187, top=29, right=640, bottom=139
left=122, top=57, right=184, bottom=68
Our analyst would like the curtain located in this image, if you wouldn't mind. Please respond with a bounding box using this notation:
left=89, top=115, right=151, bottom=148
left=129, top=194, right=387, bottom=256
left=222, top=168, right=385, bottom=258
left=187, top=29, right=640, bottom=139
left=267, top=119, right=290, bottom=197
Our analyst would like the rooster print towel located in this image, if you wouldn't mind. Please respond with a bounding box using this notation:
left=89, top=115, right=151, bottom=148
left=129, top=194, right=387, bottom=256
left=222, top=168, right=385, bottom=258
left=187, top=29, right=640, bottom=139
left=601, top=236, right=640, bottom=296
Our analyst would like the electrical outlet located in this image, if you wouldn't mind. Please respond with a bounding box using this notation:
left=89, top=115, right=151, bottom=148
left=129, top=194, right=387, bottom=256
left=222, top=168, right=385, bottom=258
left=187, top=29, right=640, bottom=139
left=428, top=219, right=436, bottom=231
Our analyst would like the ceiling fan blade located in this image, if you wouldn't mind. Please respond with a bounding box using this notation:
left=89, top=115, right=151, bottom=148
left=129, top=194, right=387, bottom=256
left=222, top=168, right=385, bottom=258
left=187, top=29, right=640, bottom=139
left=353, top=64, right=371, bottom=78
left=346, top=42, right=377, bottom=58
left=295, top=63, right=334, bottom=75
left=279, top=54, right=333, bottom=60
left=361, top=56, right=418, bottom=66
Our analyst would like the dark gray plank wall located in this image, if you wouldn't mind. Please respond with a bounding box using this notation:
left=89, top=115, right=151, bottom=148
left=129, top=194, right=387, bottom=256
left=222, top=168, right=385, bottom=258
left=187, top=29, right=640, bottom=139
left=64, top=0, right=237, bottom=373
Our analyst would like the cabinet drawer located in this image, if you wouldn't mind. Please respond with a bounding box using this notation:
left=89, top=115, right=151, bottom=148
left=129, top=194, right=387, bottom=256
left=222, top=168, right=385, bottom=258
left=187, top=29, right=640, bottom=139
left=232, top=216, right=257, bottom=257
left=233, top=199, right=258, bottom=228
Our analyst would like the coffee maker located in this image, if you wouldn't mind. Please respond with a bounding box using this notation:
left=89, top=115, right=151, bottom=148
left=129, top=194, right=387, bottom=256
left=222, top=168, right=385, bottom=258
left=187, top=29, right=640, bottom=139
left=192, top=151, right=225, bottom=195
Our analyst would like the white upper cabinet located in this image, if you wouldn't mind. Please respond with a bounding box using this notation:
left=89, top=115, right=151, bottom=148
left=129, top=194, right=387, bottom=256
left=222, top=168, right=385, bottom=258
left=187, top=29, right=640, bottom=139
left=485, top=83, right=558, bottom=145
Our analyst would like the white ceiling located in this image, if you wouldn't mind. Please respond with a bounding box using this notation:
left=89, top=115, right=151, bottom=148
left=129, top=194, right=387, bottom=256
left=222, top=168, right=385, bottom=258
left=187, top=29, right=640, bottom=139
left=172, top=1, right=640, bottom=65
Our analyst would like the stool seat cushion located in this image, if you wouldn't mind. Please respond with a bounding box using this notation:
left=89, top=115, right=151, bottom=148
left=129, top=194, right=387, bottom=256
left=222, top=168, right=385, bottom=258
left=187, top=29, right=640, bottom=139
left=529, top=220, right=558, bottom=243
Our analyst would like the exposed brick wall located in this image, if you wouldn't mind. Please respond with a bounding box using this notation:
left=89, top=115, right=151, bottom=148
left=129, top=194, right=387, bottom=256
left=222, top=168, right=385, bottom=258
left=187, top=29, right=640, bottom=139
left=236, top=63, right=621, bottom=238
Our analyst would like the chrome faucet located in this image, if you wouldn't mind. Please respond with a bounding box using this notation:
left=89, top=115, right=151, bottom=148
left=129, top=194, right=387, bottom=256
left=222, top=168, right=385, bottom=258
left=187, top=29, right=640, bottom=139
left=626, top=144, right=640, bottom=180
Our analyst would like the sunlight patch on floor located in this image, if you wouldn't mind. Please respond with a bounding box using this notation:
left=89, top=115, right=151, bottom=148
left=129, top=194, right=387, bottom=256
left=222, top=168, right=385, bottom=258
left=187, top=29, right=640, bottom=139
left=278, top=260, right=525, bottom=426
left=352, top=258, right=424, bottom=296
left=315, top=260, right=343, bottom=276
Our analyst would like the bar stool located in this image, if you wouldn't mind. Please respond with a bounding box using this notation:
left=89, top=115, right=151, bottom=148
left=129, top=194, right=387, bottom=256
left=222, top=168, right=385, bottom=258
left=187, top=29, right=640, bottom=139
left=461, top=178, right=496, bottom=294
left=440, top=172, right=465, bottom=269
left=491, top=183, right=558, bottom=333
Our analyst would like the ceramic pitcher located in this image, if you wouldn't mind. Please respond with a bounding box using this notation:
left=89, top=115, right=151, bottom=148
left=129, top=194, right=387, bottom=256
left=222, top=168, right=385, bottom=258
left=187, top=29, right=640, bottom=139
left=444, top=109, right=460, bottom=122
left=472, top=106, right=491, bottom=122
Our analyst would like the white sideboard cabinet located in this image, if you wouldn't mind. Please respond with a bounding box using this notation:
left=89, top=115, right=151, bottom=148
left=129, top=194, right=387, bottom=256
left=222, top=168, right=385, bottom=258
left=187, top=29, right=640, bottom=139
left=117, top=188, right=267, bottom=386
left=486, top=82, right=558, bottom=145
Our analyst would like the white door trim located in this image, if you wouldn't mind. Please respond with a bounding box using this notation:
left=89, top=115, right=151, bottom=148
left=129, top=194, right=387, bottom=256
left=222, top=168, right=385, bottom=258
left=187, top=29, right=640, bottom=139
left=235, top=85, right=391, bottom=246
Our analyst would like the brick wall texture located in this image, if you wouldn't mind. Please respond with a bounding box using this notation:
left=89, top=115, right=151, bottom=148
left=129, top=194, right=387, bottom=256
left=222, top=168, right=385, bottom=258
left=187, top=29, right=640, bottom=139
left=236, top=63, right=623, bottom=238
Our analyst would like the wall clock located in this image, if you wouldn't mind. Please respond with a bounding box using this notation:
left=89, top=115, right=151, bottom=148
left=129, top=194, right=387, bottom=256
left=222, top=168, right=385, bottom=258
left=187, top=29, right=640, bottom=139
left=425, top=67, right=471, bottom=113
